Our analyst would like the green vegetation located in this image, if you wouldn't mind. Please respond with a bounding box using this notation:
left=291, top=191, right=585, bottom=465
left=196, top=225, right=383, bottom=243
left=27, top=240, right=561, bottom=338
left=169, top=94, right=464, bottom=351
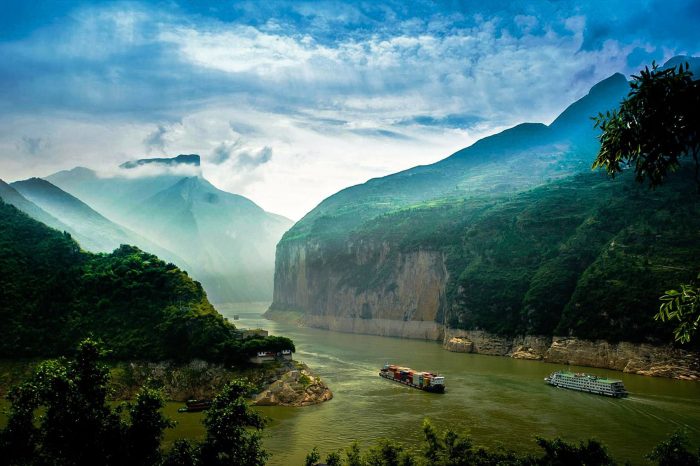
left=2, top=341, right=698, bottom=465
left=0, top=339, right=267, bottom=466
left=241, top=336, right=296, bottom=356
left=657, top=277, right=700, bottom=343
left=0, top=200, right=293, bottom=362
left=593, top=62, right=699, bottom=189
left=593, top=62, right=700, bottom=343
left=279, top=167, right=700, bottom=345
left=305, top=420, right=699, bottom=466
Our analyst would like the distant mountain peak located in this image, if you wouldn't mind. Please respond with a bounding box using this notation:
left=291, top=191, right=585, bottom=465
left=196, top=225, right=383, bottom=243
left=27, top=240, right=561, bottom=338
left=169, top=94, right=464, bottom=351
left=13, top=177, right=65, bottom=193
left=548, top=72, right=628, bottom=132
left=120, top=154, right=201, bottom=169
left=588, top=72, right=627, bottom=95
left=662, top=55, right=700, bottom=75
left=12, top=177, right=98, bottom=212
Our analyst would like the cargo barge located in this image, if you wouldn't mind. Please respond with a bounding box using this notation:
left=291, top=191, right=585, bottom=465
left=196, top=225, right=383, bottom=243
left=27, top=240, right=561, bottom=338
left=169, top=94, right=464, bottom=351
left=545, top=371, right=627, bottom=397
left=379, top=363, right=445, bottom=393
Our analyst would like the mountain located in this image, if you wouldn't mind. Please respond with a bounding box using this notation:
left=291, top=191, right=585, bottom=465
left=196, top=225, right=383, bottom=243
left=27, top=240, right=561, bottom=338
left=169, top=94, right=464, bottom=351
left=10, top=178, right=180, bottom=261
left=0, top=179, right=74, bottom=236
left=125, top=175, right=292, bottom=301
left=661, top=55, right=700, bottom=75
left=46, top=165, right=191, bottom=225
left=47, top=155, right=293, bottom=302
left=0, top=198, right=238, bottom=360
left=269, top=69, right=700, bottom=348
left=285, top=73, right=629, bottom=243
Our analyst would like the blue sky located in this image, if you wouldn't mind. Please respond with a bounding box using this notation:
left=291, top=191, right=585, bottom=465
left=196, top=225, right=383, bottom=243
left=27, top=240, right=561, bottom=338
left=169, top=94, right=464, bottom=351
left=0, top=0, right=698, bottom=219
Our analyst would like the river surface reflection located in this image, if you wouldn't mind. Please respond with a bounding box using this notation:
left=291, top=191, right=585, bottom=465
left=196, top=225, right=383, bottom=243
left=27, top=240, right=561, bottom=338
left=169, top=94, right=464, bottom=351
left=166, top=303, right=700, bottom=465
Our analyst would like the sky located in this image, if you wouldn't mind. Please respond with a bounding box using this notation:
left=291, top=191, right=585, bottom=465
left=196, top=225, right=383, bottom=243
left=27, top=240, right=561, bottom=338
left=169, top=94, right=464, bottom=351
left=0, top=0, right=698, bottom=220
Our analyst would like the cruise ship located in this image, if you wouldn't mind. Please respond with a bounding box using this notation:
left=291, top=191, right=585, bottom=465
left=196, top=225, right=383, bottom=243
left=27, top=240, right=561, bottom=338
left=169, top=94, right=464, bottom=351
left=545, top=371, right=627, bottom=397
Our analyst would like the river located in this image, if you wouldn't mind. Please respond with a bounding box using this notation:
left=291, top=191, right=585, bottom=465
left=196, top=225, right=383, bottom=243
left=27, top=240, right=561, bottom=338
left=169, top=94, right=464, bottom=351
left=165, top=303, right=699, bottom=466
left=3, top=303, right=698, bottom=465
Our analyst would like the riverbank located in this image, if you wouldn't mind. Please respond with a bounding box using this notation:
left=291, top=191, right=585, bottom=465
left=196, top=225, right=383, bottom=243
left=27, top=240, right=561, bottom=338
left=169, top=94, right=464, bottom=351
left=241, top=308, right=700, bottom=465
left=264, top=309, right=700, bottom=380
left=0, top=358, right=332, bottom=406
left=443, top=330, right=699, bottom=381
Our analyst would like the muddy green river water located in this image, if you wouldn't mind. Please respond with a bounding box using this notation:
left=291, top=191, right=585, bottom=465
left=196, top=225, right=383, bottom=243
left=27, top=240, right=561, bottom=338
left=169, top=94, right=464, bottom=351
left=3, top=303, right=699, bottom=465
left=192, top=304, right=699, bottom=465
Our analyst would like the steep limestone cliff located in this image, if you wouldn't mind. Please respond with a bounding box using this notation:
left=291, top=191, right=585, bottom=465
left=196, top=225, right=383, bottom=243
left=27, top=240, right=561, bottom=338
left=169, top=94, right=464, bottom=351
left=271, top=239, right=447, bottom=340
left=269, top=70, right=700, bottom=380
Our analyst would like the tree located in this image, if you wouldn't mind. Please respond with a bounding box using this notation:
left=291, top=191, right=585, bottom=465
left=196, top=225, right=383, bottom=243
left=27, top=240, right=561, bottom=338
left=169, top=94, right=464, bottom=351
left=0, top=338, right=153, bottom=466
left=593, top=62, right=700, bottom=188
left=535, top=437, right=616, bottom=466
left=646, top=431, right=700, bottom=466
left=656, top=276, right=700, bottom=343
left=305, top=446, right=321, bottom=466
left=199, top=380, right=268, bottom=466
left=326, top=451, right=343, bottom=466
left=128, top=385, right=175, bottom=466
left=0, top=339, right=270, bottom=466
left=593, top=62, right=700, bottom=344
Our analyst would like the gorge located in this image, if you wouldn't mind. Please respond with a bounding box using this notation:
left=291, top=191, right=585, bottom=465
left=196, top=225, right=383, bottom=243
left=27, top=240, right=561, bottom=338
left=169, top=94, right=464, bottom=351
left=268, top=59, right=700, bottom=379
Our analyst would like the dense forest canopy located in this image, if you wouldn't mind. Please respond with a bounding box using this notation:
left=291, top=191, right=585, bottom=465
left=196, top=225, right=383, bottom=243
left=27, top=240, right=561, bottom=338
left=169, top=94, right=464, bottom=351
left=0, top=200, right=293, bottom=362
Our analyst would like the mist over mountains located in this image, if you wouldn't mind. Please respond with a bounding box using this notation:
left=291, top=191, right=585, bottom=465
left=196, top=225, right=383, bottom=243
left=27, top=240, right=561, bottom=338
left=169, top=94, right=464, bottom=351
left=285, top=71, right=631, bottom=241
left=2, top=155, right=292, bottom=303
left=271, top=57, right=700, bottom=346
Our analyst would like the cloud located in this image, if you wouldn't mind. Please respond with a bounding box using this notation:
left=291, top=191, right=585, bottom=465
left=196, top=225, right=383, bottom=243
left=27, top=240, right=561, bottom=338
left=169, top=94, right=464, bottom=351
left=210, top=139, right=245, bottom=164
left=0, top=0, right=698, bottom=219
left=143, top=125, right=168, bottom=154
left=18, top=135, right=47, bottom=155
left=236, top=146, right=273, bottom=168
left=350, top=128, right=411, bottom=140
left=210, top=139, right=274, bottom=168
left=97, top=162, right=201, bottom=180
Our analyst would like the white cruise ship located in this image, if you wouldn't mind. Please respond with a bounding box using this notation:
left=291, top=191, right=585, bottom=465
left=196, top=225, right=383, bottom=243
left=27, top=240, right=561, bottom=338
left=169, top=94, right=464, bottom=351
left=545, top=371, right=628, bottom=397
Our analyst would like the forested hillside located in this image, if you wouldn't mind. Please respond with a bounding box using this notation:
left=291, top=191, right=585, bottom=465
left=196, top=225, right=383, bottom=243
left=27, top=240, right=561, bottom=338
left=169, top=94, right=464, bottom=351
left=273, top=167, right=700, bottom=346
left=0, top=200, right=291, bottom=361
left=47, top=155, right=293, bottom=302
left=271, top=61, right=700, bottom=348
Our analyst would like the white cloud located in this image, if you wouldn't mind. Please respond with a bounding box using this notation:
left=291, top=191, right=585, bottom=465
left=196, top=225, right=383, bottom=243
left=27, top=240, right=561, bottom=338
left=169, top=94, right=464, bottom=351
left=156, top=15, right=633, bottom=129
left=99, top=162, right=201, bottom=180
left=0, top=2, right=685, bottom=220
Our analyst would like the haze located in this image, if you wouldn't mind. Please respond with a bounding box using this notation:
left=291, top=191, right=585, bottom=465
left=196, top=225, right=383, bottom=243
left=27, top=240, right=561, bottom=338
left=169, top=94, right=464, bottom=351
left=1, top=0, right=698, bottom=219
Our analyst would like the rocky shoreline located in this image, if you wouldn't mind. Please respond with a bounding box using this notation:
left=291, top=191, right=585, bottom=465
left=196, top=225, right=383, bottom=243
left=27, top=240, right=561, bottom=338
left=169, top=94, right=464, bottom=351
left=252, top=361, right=333, bottom=407
left=443, top=329, right=700, bottom=381
left=0, top=358, right=333, bottom=406
left=264, top=310, right=699, bottom=381
left=110, top=359, right=332, bottom=406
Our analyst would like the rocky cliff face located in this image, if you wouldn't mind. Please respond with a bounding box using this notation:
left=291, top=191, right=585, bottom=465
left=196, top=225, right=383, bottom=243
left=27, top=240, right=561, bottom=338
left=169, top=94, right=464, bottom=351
left=443, top=329, right=700, bottom=380
left=270, top=238, right=699, bottom=380
left=272, top=239, right=447, bottom=340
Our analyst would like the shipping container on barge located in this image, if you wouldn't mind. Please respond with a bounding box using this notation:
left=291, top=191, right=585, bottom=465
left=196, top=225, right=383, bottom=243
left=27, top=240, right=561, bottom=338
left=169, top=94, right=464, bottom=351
left=379, top=363, right=445, bottom=393
left=545, top=371, right=627, bottom=397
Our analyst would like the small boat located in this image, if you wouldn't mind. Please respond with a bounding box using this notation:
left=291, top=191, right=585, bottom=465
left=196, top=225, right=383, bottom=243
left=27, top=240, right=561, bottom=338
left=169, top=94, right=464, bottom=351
left=233, top=315, right=240, bottom=320
left=178, top=399, right=212, bottom=413
left=379, top=363, right=445, bottom=393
